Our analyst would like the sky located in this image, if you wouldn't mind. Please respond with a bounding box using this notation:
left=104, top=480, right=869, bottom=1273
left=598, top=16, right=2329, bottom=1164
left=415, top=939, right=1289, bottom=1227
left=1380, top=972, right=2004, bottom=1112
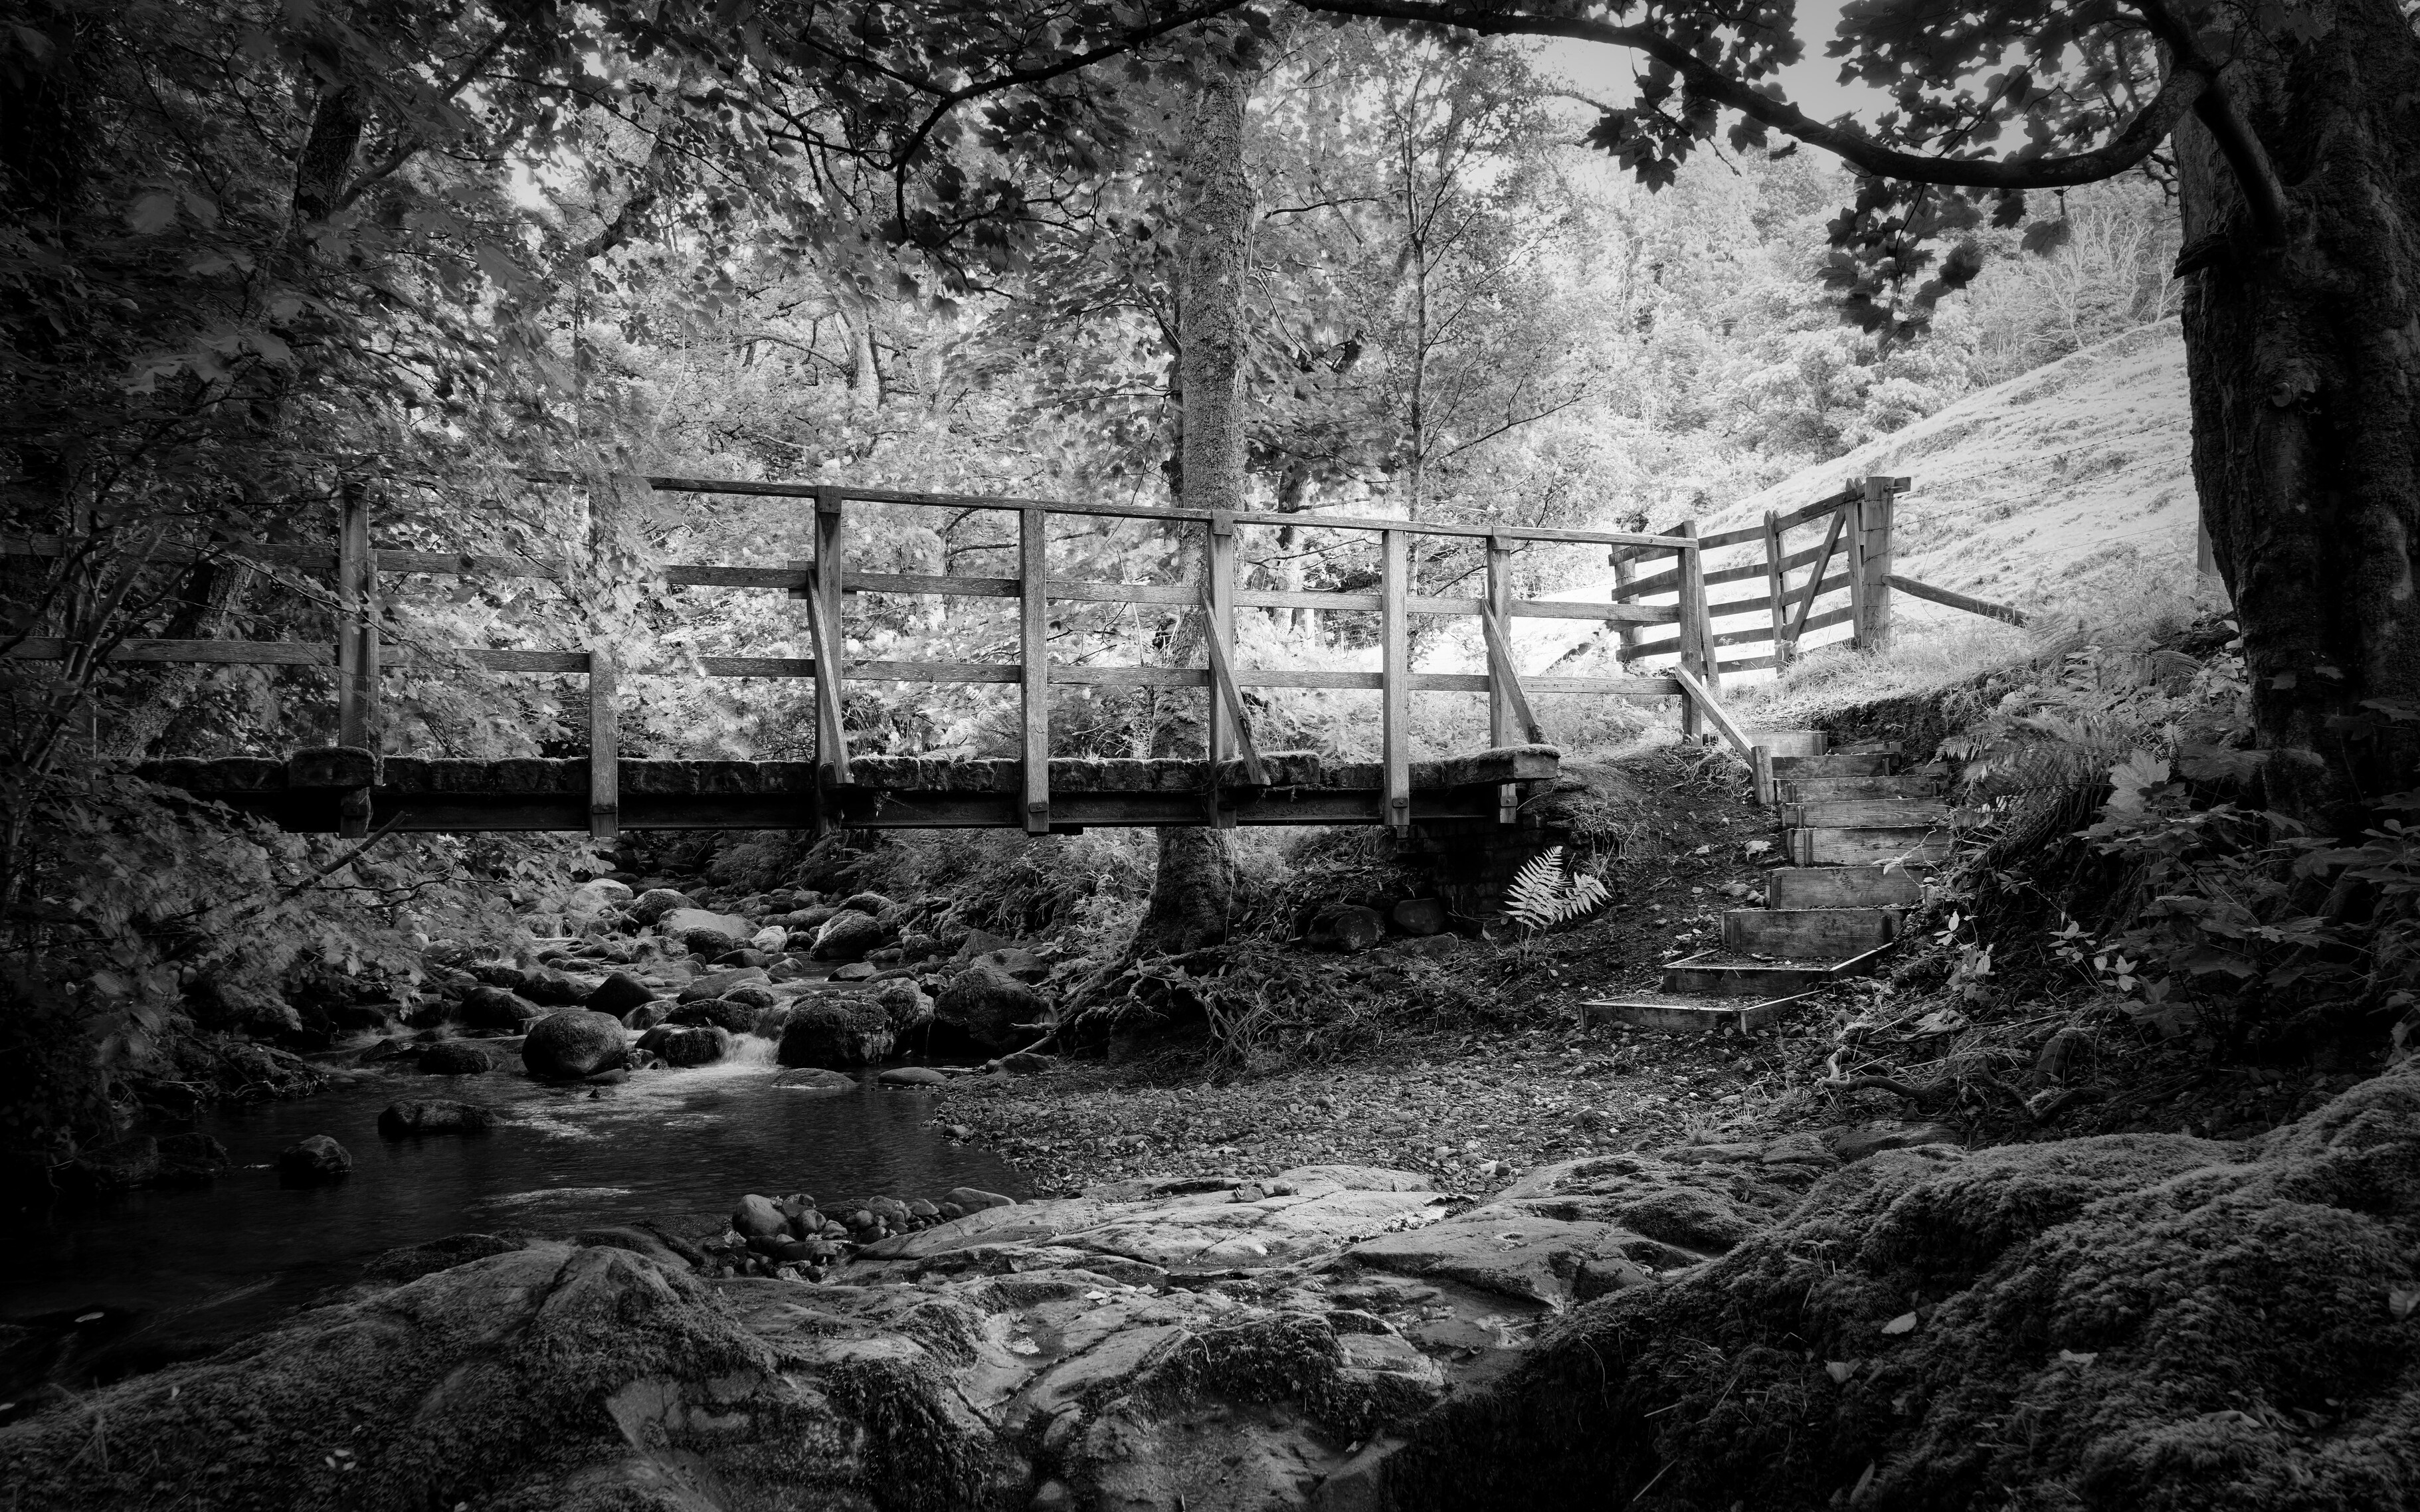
left=1526, top=0, right=1901, bottom=126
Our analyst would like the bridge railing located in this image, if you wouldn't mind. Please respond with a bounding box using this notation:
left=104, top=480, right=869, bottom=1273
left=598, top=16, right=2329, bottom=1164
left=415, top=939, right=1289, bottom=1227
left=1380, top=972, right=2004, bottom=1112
left=13, top=474, right=1940, bottom=836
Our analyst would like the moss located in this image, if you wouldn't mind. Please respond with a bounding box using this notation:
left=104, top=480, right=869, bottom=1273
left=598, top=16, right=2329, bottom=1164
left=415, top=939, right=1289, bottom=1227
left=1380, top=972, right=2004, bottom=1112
left=1376, top=1063, right=2420, bottom=1512
left=818, top=1353, right=992, bottom=1511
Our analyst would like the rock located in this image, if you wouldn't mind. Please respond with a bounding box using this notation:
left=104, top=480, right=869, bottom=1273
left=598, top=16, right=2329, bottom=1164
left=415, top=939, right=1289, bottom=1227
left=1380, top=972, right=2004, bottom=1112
left=627, top=887, right=694, bottom=925
left=667, top=997, right=758, bottom=1034
left=773, top=1068, right=857, bottom=1093
left=965, top=946, right=1049, bottom=983
left=570, top=1226, right=688, bottom=1268
left=377, top=1099, right=497, bottom=1137
left=563, top=878, right=633, bottom=923
left=678, top=966, right=770, bottom=1002
left=585, top=971, right=654, bottom=1017
left=812, top=909, right=888, bottom=962
left=622, top=999, right=675, bottom=1031
left=276, top=1135, right=351, bottom=1185
left=874, top=981, right=933, bottom=1034
left=154, top=1132, right=231, bottom=1184
left=731, top=1194, right=787, bottom=1239
left=520, top=1010, right=630, bottom=1082
left=878, top=1066, right=947, bottom=1087
left=777, top=1000, right=895, bottom=1068
left=831, top=961, right=878, bottom=981
left=1388, top=898, right=1448, bottom=935
left=723, top=981, right=777, bottom=1010
left=788, top=904, right=838, bottom=932
left=585, top=1068, right=628, bottom=1087
left=1308, top=903, right=1386, bottom=953
left=660, top=905, right=753, bottom=941
left=943, top=1186, right=1017, bottom=1212
left=683, top=928, right=739, bottom=957
left=1826, top=1120, right=1963, bottom=1162
left=513, top=969, right=589, bottom=1006
left=459, top=985, right=543, bottom=1032
left=1002, top=1050, right=1056, bottom=1076
left=751, top=1005, right=793, bottom=1038
left=71, top=1135, right=160, bottom=1190
left=635, top=1023, right=729, bottom=1068
left=466, top=960, right=534, bottom=993
left=749, top=925, right=789, bottom=953
left=935, top=963, right=1046, bottom=1050
left=837, top=890, right=897, bottom=916
left=420, top=1041, right=494, bottom=1076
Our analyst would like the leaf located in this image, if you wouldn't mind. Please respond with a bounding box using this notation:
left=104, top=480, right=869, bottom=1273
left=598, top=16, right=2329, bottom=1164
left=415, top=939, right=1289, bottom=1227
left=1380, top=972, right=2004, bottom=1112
left=1825, top=1359, right=1859, bottom=1383
left=128, top=190, right=178, bottom=235
left=2391, top=1289, right=2419, bottom=1321
left=2056, top=1349, right=2099, bottom=1365
left=1880, top=1311, right=1919, bottom=1336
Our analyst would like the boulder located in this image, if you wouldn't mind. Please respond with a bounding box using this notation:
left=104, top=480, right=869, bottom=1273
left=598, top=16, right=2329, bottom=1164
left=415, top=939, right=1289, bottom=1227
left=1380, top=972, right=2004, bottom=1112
left=878, top=1066, right=947, bottom=1087
left=965, top=945, right=1048, bottom=983
left=622, top=1000, right=675, bottom=1031
left=749, top=925, right=789, bottom=953
left=777, top=999, right=895, bottom=1069
left=276, top=1135, right=351, bottom=1186
left=377, top=1099, right=497, bottom=1137
left=636, top=1023, right=730, bottom=1068
left=563, top=878, right=633, bottom=924
left=466, top=961, right=534, bottom=993
left=732, top=1193, right=789, bottom=1239
left=420, top=1041, right=494, bottom=1076
left=874, top=980, right=933, bottom=1035
left=943, top=1186, right=1017, bottom=1212
left=520, top=1010, right=630, bottom=1082
left=773, top=1067, right=857, bottom=1093
left=627, top=887, right=694, bottom=926
left=678, top=966, right=769, bottom=1002
left=832, top=961, right=877, bottom=981
left=788, top=905, right=838, bottom=933
left=517, top=969, right=591, bottom=1006
left=1001, top=1050, right=1056, bottom=1076
left=935, top=963, right=1045, bottom=1050
left=837, top=891, right=897, bottom=917
left=811, top=909, right=888, bottom=962
left=1826, top=1120, right=1963, bottom=1162
left=585, top=971, right=654, bottom=1017
left=723, top=981, right=778, bottom=1010
left=667, top=998, right=758, bottom=1035
left=1389, top=898, right=1449, bottom=936
left=682, top=928, right=739, bottom=958
left=660, top=906, right=755, bottom=943
left=459, top=985, right=543, bottom=1032
left=1308, top=903, right=1386, bottom=953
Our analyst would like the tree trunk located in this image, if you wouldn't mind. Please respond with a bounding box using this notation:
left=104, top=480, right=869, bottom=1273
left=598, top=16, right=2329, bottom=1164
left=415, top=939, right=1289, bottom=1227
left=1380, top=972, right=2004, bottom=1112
left=2174, top=0, right=2420, bottom=830
left=1134, top=67, right=1255, bottom=957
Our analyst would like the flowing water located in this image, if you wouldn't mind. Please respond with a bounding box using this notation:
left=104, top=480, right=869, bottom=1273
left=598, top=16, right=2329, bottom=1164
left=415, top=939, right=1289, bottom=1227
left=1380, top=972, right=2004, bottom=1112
left=0, top=1035, right=1024, bottom=1395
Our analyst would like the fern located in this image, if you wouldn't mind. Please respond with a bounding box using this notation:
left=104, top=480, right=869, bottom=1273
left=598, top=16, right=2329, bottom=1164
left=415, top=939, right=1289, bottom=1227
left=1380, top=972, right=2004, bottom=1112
left=1503, top=846, right=1609, bottom=932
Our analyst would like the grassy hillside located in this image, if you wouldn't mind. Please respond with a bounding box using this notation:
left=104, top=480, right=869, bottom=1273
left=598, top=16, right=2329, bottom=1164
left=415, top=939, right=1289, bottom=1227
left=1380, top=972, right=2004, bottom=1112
left=1514, top=318, right=2209, bottom=679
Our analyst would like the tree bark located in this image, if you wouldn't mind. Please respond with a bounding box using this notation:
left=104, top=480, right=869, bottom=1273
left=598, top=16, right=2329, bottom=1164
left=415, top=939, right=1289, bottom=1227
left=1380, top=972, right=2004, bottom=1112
left=2174, top=0, right=2420, bottom=830
left=1134, top=66, right=1256, bottom=957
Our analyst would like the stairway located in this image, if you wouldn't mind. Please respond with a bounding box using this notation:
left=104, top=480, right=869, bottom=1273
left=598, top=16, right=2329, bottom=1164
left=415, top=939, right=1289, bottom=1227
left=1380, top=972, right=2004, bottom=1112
left=1583, top=731, right=1951, bottom=1033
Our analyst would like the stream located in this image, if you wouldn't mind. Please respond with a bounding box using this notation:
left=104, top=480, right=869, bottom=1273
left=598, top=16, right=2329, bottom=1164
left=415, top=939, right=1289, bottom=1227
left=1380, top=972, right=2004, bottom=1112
left=0, top=1034, right=1024, bottom=1396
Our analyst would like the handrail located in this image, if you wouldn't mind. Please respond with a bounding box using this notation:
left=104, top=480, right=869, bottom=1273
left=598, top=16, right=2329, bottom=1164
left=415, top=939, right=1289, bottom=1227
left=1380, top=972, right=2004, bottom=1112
left=1670, top=665, right=1756, bottom=760
left=1885, top=574, right=2028, bottom=627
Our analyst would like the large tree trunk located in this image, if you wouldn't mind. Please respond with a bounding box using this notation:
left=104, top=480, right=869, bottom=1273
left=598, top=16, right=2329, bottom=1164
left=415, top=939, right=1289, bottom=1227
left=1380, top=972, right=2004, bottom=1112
left=2175, top=0, right=2420, bottom=830
left=1133, top=68, right=1256, bottom=957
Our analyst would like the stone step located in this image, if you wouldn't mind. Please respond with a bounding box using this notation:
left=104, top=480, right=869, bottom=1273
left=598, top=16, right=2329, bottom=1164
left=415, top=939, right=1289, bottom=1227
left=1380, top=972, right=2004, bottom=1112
left=1766, top=865, right=1926, bottom=909
left=1774, top=774, right=1942, bottom=803
left=1722, top=907, right=1901, bottom=958
left=1780, top=797, right=1964, bottom=828
left=1659, top=943, right=1893, bottom=998
left=1770, top=752, right=1894, bottom=777
left=1578, top=989, right=1817, bottom=1034
left=1788, top=827, right=1958, bottom=867
left=1746, top=729, right=1827, bottom=758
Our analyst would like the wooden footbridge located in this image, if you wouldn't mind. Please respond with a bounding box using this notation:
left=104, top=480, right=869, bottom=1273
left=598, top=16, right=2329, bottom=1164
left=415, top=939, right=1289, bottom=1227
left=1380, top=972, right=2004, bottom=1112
left=9, top=472, right=2015, bottom=841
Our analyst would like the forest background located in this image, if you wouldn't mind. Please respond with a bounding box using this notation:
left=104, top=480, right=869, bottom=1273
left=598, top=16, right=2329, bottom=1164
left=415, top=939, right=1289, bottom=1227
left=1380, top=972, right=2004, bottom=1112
left=0, top=3, right=2184, bottom=1147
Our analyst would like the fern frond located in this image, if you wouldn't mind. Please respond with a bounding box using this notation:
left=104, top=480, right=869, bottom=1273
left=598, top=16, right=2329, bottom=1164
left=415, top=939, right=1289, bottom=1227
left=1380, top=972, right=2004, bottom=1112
left=1503, top=846, right=1610, bottom=932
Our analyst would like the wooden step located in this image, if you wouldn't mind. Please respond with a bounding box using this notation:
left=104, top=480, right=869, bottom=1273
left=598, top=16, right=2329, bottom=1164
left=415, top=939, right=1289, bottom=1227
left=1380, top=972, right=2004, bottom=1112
left=1766, top=866, right=1925, bottom=909
left=1746, top=729, right=1827, bottom=758
left=1660, top=943, right=1893, bottom=998
left=1580, top=989, right=1815, bottom=1034
left=1831, top=741, right=1902, bottom=756
left=1780, top=798, right=1959, bottom=828
left=1788, top=827, right=1957, bottom=867
left=1722, top=907, right=1900, bottom=957
left=1774, top=774, right=1942, bottom=803
left=1770, top=752, right=1893, bottom=777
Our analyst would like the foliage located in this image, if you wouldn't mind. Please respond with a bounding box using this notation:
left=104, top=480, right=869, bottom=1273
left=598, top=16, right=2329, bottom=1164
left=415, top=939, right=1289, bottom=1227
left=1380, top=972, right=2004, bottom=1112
left=1501, top=845, right=1608, bottom=933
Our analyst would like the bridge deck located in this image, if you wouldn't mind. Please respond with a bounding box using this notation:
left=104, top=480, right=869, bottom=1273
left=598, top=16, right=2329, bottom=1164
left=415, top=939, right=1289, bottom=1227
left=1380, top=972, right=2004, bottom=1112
left=136, top=745, right=1558, bottom=834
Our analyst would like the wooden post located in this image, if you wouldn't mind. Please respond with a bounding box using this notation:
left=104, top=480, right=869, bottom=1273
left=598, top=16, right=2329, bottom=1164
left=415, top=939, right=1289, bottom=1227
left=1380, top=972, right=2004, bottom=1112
left=1487, top=531, right=1517, bottom=824
left=1752, top=744, right=1775, bottom=808
left=1860, top=475, right=1898, bottom=651
left=1205, top=510, right=1237, bottom=828
left=1020, top=506, right=1050, bottom=836
left=334, top=478, right=377, bottom=750
left=1609, top=546, right=1639, bottom=663
left=809, top=490, right=851, bottom=835
left=1762, top=508, right=1790, bottom=671
left=1673, top=520, right=1710, bottom=739
left=1380, top=527, right=1410, bottom=832
left=587, top=643, right=618, bottom=844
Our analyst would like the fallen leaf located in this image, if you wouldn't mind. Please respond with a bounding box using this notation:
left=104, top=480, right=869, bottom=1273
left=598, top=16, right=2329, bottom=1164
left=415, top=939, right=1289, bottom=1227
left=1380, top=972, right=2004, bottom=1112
left=1825, top=1359, right=1858, bottom=1383
left=2057, top=1349, right=2098, bottom=1365
left=2390, top=1289, right=2419, bottom=1321
left=1880, top=1311, right=1918, bottom=1336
